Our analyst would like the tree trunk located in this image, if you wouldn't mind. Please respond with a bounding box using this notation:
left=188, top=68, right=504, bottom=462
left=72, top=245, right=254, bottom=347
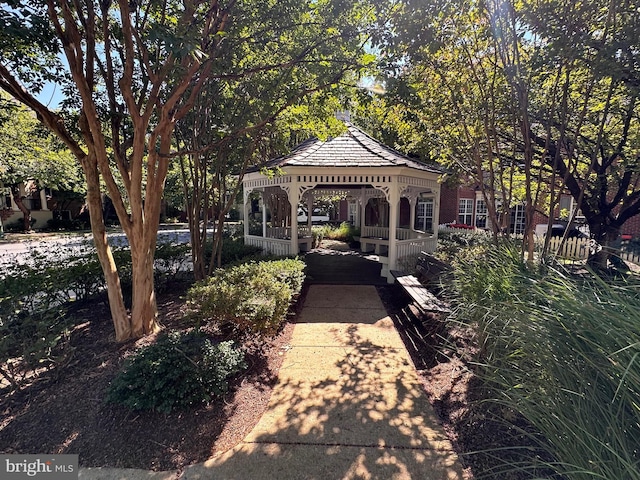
left=81, top=156, right=132, bottom=341
left=129, top=243, right=160, bottom=337
left=587, top=222, right=621, bottom=271
left=10, top=184, right=31, bottom=232
left=122, top=137, right=167, bottom=337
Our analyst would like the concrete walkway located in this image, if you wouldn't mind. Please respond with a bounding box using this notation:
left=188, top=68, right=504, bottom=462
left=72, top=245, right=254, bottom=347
left=80, top=285, right=463, bottom=480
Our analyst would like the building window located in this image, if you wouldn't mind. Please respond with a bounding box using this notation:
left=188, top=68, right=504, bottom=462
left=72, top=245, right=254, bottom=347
left=559, top=195, right=573, bottom=219
left=558, top=194, right=584, bottom=221
left=348, top=201, right=358, bottom=225
left=458, top=199, right=473, bottom=225
left=415, top=199, right=434, bottom=232
left=510, top=204, right=526, bottom=235
left=475, top=199, right=487, bottom=229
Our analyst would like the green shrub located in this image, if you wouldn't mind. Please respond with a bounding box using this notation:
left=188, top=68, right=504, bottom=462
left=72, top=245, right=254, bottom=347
left=200, top=235, right=263, bottom=267
left=4, top=218, right=36, bottom=232
left=311, top=222, right=359, bottom=245
left=0, top=244, right=104, bottom=387
left=0, top=241, right=192, bottom=389
left=436, top=229, right=494, bottom=265
left=449, top=244, right=640, bottom=479
left=45, top=217, right=88, bottom=231
left=150, top=242, right=191, bottom=288
left=187, top=258, right=305, bottom=334
left=324, top=222, right=359, bottom=242
left=311, top=225, right=327, bottom=247
left=0, top=309, right=71, bottom=388
left=107, top=330, right=246, bottom=413
left=219, top=236, right=263, bottom=266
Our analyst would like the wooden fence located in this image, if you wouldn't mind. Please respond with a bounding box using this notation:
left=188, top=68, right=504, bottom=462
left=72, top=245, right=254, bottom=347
left=545, top=237, right=640, bottom=264
left=438, top=226, right=640, bottom=265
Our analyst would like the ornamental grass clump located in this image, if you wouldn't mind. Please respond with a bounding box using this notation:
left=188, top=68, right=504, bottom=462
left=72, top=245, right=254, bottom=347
left=324, top=222, right=359, bottom=243
left=187, top=258, right=305, bottom=335
left=450, top=244, right=640, bottom=479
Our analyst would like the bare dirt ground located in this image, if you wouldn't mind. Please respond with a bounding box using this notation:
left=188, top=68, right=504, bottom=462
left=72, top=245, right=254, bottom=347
left=0, top=278, right=541, bottom=479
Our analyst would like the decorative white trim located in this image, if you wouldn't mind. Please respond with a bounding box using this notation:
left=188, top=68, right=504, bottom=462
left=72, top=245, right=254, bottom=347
left=244, top=175, right=292, bottom=189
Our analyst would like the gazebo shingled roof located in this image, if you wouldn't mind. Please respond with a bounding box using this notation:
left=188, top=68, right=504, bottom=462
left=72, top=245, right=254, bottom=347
left=260, top=122, right=443, bottom=172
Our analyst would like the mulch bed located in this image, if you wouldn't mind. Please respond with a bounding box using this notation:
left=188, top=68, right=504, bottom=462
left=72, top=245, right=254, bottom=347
left=0, top=281, right=301, bottom=473
left=1, top=279, right=545, bottom=479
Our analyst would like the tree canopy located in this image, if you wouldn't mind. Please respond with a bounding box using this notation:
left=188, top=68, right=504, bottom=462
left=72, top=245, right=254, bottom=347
left=374, top=0, right=640, bottom=263
left=0, top=0, right=380, bottom=340
left=0, top=93, right=82, bottom=230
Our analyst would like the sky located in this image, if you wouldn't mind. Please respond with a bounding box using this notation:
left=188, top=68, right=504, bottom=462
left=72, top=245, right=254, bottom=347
left=36, top=82, right=63, bottom=109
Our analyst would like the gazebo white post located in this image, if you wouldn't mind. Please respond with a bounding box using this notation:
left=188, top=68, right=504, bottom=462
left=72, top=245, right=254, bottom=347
left=359, top=188, right=367, bottom=234
left=243, top=188, right=250, bottom=239
left=409, top=196, right=417, bottom=236
left=388, top=180, right=400, bottom=278
left=306, top=191, right=313, bottom=232
left=432, top=187, right=441, bottom=236
left=261, top=191, right=267, bottom=238
left=288, top=180, right=300, bottom=255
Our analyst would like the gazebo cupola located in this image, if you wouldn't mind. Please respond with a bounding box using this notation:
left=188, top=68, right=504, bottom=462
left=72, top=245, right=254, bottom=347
left=242, top=122, right=444, bottom=281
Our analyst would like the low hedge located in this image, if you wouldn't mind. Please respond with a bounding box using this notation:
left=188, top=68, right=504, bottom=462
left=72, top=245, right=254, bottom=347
left=0, top=241, right=190, bottom=389
left=187, top=258, right=305, bottom=335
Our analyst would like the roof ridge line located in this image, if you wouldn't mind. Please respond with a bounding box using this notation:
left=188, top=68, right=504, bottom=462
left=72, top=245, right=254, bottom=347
left=346, top=123, right=406, bottom=165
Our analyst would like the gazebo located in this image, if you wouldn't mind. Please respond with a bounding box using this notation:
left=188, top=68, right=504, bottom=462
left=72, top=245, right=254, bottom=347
left=242, top=122, right=444, bottom=282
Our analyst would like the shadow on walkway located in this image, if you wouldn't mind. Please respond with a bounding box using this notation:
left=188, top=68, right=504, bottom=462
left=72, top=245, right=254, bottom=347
left=182, top=285, right=463, bottom=480
left=303, top=242, right=386, bottom=285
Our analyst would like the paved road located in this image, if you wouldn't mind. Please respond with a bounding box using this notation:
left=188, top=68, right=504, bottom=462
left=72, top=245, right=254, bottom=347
left=0, top=228, right=193, bottom=272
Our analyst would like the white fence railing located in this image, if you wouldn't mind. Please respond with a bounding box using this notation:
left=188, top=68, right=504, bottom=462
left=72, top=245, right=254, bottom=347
left=360, top=226, right=424, bottom=240
left=620, top=249, right=640, bottom=264
left=545, top=237, right=589, bottom=260
left=265, top=226, right=312, bottom=239
left=361, top=225, right=389, bottom=238
left=439, top=225, right=485, bottom=235
left=265, top=226, right=290, bottom=239
left=299, top=226, right=311, bottom=236
left=245, top=236, right=292, bottom=257
left=395, top=237, right=437, bottom=266
left=397, top=228, right=414, bottom=240
left=544, top=237, right=640, bottom=264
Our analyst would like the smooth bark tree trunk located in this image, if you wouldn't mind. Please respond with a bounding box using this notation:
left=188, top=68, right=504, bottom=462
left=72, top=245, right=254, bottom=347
left=81, top=156, right=131, bottom=341
left=130, top=244, right=159, bottom=337
left=121, top=139, right=167, bottom=337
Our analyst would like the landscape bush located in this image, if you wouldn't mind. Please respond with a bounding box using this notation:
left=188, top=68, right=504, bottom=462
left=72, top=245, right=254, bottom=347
left=45, top=217, right=88, bottom=231
left=198, top=234, right=263, bottom=268
left=311, top=222, right=359, bottom=245
left=324, top=222, right=359, bottom=242
left=311, top=225, right=326, bottom=247
left=0, top=241, right=191, bottom=389
left=449, top=244, right=640, bottom=479
left=218, top=235, right=263, bottom=266
left=3, top=217, right=37, bottom=232
left=107, top=330, right=246, bottom=413
left=436, top=229, right=494, bottom=265
left=187, top=258, right=305, bottom=335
